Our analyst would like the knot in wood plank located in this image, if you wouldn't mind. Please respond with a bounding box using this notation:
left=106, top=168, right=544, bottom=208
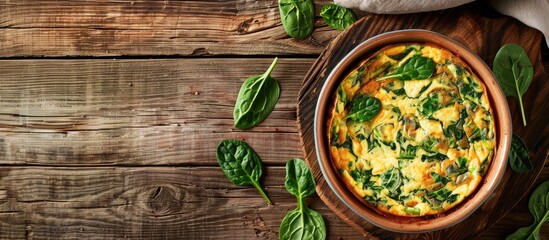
left=145, top=185, right=182, bottom=216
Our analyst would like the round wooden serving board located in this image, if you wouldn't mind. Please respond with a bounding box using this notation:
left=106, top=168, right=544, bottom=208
left=297, top=5, right=549, bottom=240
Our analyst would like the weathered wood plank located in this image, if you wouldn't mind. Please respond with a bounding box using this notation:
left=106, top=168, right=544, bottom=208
left=0, top=166, right=547, bottom=239
left=0, top=166, right=366, bottom=239
left=0, top=0, right=339, bottom=57
left=0, top=58, right=312, bottom=166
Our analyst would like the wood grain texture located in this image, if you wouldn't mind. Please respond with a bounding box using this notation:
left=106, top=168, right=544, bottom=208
left=0, top=58, right=311, bottom=166
left=0, top=0, right=338, bottom=57
left=0, top=0, right=547, bottom=239
left=0, top=166, right=368, bottom=239
left=297, top=6, right=549, bottom=240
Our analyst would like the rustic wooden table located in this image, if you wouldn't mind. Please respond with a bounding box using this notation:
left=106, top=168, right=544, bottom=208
left=0, top=1, right=547, bottom=239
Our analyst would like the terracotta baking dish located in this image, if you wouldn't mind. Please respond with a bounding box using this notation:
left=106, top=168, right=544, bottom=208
left=314, top=30, right=512, bottom=232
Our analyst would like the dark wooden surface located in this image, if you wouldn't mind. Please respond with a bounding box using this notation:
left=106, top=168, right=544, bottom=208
left=297, top=7, right=549, bottom=239
left=0, top=1, right=546, bottom=239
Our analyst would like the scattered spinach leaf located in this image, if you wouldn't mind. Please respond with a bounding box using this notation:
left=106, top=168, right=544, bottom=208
left=320, top=4, right=357, bottom=31
left=509, top=133, right=532, bottom=174
left=344, top=95, right=382, bottom=122
left=377, top=55, right=435, bottom=81
left=279, top=159, right=326, bottom=240
left=506, top=180, right=549, bottom=240
left=233, top=58, right=280, bottom=129
left=278, top=0, right=314, bottom=39
left=284, top=158, right=316, bottom=199
left=492, top=44, right=533, bottom=126
left=216, top=139, right=272, bottom=205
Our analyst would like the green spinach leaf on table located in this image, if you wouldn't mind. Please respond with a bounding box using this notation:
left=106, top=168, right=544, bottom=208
left=506, top=180, right=549, bottom=240
left=509, top=133, right=532, bottom=174
left=278, top=0, right=314, bottom=39
left=279, top=158, right=326, bottom=240
left=320, top=4, right=357, bottom=31
left=492, top=44, right=534, bottom=126
left=216, top=139, right=272, bottom=205
left=233, top=58, right=280, bottom=130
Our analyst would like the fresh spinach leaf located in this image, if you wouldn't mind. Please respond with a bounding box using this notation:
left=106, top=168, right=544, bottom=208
left=280, top=159, right=326, bottom=240
left=506, top=180, right=549, bottom=240
left=278, top=0, right=314, bottom=39
left=216, top=139, right=272, bottom=205
left=344, top=95, right=382, bottom=122
left=377, top=55, right=435, bottom=81
left=492, top=44, right=533, bottom=126
left=279, top=206, right=325, bottom=240
left=509, top=133, right=532, bottom=174
left=284, top=158, right=316, bottom=199
left=320, top=4, right=357, bottom=31
left=233, top=58, right=280, bottom=129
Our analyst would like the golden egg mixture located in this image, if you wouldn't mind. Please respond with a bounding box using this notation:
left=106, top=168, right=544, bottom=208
left=327, top=44, right=496, bottom=217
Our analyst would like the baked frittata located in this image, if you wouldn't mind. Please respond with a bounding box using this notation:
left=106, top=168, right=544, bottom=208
left=327, top=44, right=496, bottom=217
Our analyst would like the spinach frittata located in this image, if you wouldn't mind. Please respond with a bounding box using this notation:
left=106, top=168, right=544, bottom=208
left=327, top=44, right=496, bottom=217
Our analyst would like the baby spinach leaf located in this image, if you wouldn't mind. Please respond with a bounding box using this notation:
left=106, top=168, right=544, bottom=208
left=377, top=55, right=435, bottom=81
left=233, top=58, right=280, bottom=129
left=492, top=44, right=533, bottom=126
left=216, top=139, right=272, bottom=205
left=506, top=180, right=549, bottom=240
left=279, top=158, right=326, bottom=240
left=320, top=4, right=357, bottom=31
left=278, top=0, right=314, bottom=39
left=285, top=158, right=316, bottom=199
left=279, top=205, right=325, bottom=240
left=344, top=95, right=382, bottom=122
left=509, top=133, right=532, bottom=174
